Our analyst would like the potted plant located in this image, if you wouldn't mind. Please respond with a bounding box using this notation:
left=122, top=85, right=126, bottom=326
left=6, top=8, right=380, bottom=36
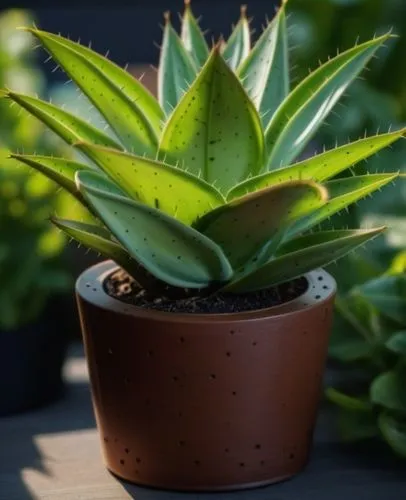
left=2, top=0, right=403, bottom=490
left=327, top=251, right=406, bottom=457
left=0, top=10, right=77, bottom=417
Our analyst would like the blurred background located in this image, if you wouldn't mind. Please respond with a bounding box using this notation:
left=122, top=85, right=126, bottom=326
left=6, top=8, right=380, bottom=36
left=0, top=0, right=406, bottom=457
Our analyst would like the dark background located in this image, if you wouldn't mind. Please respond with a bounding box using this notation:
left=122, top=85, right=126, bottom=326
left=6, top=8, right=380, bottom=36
left=0, top=0, right=278, bottom=82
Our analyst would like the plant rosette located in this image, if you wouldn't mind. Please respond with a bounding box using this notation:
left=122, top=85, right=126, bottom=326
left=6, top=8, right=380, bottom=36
left=1, top=0, right=403, bottom=491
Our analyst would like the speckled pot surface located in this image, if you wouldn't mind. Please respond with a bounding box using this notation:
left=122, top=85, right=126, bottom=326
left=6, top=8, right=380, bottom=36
left=76, top=260, right=336, bottom=492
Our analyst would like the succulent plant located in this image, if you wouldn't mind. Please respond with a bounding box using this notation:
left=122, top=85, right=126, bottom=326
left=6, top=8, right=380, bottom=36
left=1, top=1, right=403, bottom=297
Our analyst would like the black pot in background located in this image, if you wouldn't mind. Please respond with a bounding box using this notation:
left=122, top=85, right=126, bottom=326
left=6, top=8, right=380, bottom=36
left=0, top=296, right=72, bottom=417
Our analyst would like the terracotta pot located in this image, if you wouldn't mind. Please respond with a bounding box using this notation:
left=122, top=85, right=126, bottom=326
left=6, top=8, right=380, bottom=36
left=76, top=260, right=336, bottom=491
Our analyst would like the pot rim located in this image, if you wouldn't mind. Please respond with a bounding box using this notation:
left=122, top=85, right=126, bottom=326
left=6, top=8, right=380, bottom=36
left=76, top=260, right=336, bottom=324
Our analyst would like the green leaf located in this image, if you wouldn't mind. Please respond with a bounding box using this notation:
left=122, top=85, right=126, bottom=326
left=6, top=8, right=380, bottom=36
left=388, top=251, right=406, bottom=275
left=386, top=331, right=406, bottom=356
left=224, top=227, right=385, bottom=293
left=239, top=2, right=288, bottom=127
left=51, top=216, right=140, bottom=277
left=371, top=371, right=406, bottom=412
left=76, top=170, right=233, bottom=288
left=196, top=180, right=327, bottom=268
left=159, top=47, right=264, bottom=194
left=329, top=336, right=372, bottom=362
left=290, top=174, right=398, bottom=236
left=265, top=34, right=392, bottom=169
left=74, top=168, right=126, bottom=197
left=378, top=413, right=406, bottom=458
left=181, top=0, right=209, bottom=68
left=27, top=28, right=163, bottom=155
left=227, top=130, right=404, bottom=200
left=76, top=142, right=225, bottom=225
left=158, top=13, right=197, bottom=117
left=5, top=92, right=123, bottom=159
left=326, top=388, right=372, bottom=411
left=10, top=153, right=89, bottom=204
left=337, top=408, right=379, bottom=442
left=329, top=295, right=374, bottom=362
left=356, top=275, right=406, bottom=324
left=222, top=6, right=251, bottom=71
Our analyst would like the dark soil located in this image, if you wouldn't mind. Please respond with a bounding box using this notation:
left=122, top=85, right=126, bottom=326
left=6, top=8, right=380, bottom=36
left=104, top=269, right=308, bottom=314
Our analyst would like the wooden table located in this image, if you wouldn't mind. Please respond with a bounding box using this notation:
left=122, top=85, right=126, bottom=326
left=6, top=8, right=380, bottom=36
left=1, top=344, right=405, bottom=500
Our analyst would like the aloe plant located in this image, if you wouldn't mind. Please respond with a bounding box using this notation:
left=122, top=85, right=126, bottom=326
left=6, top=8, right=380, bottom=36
left=1, top=1, right=403, bottom=297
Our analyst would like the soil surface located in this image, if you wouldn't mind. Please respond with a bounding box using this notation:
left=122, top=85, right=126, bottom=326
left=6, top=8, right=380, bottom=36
left=105, top=269, right=308, bottom=314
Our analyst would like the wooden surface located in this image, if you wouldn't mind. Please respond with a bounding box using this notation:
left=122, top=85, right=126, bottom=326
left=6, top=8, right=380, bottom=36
left=0, top=344, right=405, bottom=500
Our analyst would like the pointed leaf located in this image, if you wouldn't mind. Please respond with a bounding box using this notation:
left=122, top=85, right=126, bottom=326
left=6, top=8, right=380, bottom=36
left=326, top=388, right=372, bottom=412
left=6, top=92, right=123, bottom=158
left=27, top=28, right=162, bottom=155
left=385, top=331, right=406, bottom=356
left=290, top=174, right=398, bottom=236
left=76, top=171, right=233, bottom=288
left=371, top=371, right=406, bottom=412
left=239, top=2, right=288, bottom=127
left=158, top=13, right=197, bottom=116
left=160, top=47, right=264, bottom=194
left=227, top=130, right=405, bottom=200
left=76, top=142, right=225, bottom=225
left=181, top=0, right=209, bottom=68
left=222, top=6, right=250, bottom=71
left=378, top=414, right=406, bottom=458
left=265, top=34, right=392, bottom=168
left=10, top=153, right=89, bottom=203
left=74, top=169, right=126, bottom=198
left=51, top=216, right=138, bottom=273
left=224, top=228, right=384, bottom=292
left=356, top=275, right=406, bottom=324
left=196, top=180, right=327, bottom=268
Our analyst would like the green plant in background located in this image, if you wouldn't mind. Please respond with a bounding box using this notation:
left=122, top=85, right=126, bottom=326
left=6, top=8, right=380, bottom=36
left=327, top=251, right=406, bottom=457
left=0, top=1, right=403, bottom=296
left=0, top=10, right=71, bottom=330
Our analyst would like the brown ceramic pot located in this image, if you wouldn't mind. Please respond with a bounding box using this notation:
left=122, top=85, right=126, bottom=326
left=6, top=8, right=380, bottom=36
left=76, top=260, right=336, bottom=491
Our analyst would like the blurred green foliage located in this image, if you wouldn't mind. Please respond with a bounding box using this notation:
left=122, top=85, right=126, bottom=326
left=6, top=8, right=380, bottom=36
left=328, top=252, right=406, bottom=457
left=0, top=10, right=73, bottom=331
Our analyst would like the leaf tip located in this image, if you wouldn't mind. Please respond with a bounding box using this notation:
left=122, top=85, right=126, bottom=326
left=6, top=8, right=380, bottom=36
left=212, top=39, right=224, bottom=54
left=163, top=10, right=171, bottom=24
left=240, top=4, right=248, bottom=18
left=15, top=26, right=31, bottom=32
